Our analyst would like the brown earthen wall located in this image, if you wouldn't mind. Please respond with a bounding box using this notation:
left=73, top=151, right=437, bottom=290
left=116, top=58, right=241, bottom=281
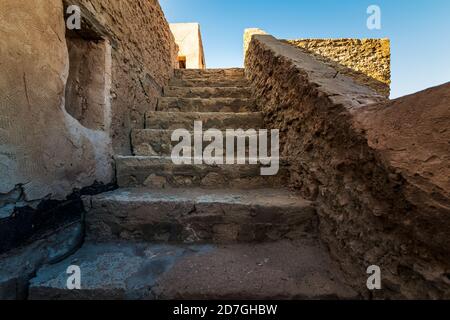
left=286, top=39, right=390, bottom=97
left=245, top=34, right=449, bottom=299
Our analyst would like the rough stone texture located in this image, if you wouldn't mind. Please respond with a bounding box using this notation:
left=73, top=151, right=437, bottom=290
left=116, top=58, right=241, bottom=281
left=163, top=86, right=251, bottom=99
left=175, top=68, right=245, bottom=79
left=157, top=97, right=256, bottom=113
left=70, top=0, right=178, bottom=154
left=108, top=67, right=296, bottom=244
left=353, top=84, right=450, bottom=257
left=84, top=188, right=316, bottom=242
left=145, top=112, right=262, bottom=130
left=0, top=222, right=83, bottom=300
left=115, top=156, right=287, bottom=189
left=245, top=34, right=450, bottom=299
left=29, top=240, right=357, bottom=300
left=286, top=39, right=391, bottom=97
left=0, top=0, right=113, bottom=204
left=132, top=130, right=174, bottom=157
left=169, top=78, right=249, bottom=88
left=132, top=129, right=264, bottom=157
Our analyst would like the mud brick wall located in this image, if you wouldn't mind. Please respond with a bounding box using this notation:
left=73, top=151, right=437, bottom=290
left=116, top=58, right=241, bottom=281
left=245, top=34, right=450, bottom=299
left=286, top=39, right=390, bottom=97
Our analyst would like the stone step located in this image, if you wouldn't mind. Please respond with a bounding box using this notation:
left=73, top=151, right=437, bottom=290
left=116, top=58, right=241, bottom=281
left=115, top=156, right=287, bottom=189
left=174, top=68, right=245, bottom=80
left=83, top=188, right=316, bottom=242
left=145, top=112, right=263, bottom=130
left=157, top=97, right=256, bottom=113
left=169, top=78, right=249, bottom=88
left=132, top=129, right=272, bottom=157
left=163, top=86, right=251, bottom=99
left=29, top=240, right=358, bottom=300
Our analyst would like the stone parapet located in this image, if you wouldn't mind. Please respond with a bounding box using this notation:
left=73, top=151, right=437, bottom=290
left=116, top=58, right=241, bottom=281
left=245, top=33, right=450, bottom=299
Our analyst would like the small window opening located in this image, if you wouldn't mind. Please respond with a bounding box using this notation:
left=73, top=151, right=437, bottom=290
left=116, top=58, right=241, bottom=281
left=178, top=56, right=187, bottom=69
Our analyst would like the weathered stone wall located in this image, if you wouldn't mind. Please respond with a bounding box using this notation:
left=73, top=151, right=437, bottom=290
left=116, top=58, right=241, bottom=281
left=170, top=23, right=206, bottom=69
left=286, top=39, right=391, bottom=97
left=72, top=0, right=178, bottom=154
left=0, top=0, right=177, bottom=248
left=245, top=34, right=450, bottom=299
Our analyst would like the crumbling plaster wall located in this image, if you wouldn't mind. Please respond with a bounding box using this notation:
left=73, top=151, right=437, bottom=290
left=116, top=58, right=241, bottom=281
left=245, top=34, right=450, bottom=299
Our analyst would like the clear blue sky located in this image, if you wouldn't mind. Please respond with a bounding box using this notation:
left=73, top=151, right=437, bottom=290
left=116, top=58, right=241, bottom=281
left=160, top=0, right=450, bottom=98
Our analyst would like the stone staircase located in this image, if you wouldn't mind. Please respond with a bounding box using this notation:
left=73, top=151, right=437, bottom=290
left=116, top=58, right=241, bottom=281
left=28, top=69, right=357, bottom=300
